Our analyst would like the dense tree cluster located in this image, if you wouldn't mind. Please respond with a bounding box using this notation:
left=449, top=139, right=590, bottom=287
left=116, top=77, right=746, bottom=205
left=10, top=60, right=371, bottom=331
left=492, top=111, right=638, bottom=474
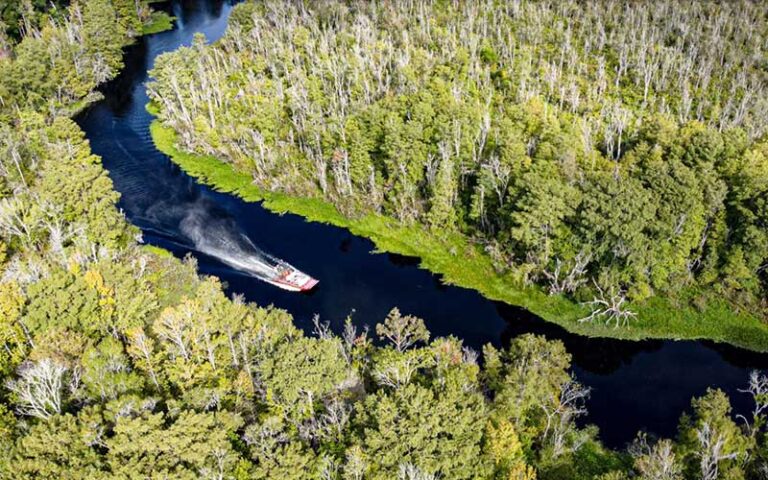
left=1, top=0, right=161, bottom=46
left=148, top=0, right=768, bottom=324
left=0, top=1, right=69, bottom=46
left=0, top=0, right=156, bottom=117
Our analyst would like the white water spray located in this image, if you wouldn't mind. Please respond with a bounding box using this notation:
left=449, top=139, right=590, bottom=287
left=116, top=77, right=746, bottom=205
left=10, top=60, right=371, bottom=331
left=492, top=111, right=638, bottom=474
left=177, top=204, right=284, bottom=282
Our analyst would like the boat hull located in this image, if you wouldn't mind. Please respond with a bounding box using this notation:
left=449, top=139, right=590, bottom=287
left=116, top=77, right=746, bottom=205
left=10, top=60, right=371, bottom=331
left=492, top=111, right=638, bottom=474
left=266, top=277, right=319, bottom=292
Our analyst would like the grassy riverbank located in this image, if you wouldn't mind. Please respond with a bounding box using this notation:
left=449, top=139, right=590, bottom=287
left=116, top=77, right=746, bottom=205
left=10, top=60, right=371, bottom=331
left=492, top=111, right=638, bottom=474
left=148, top=105, right=768, bottom=351
left=142, top=11, right=175, bottom=35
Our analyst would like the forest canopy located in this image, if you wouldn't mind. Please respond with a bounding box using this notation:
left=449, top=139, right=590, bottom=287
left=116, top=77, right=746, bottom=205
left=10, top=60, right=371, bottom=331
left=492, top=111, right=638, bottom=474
left=2, top=1, right=768, bottom=479
left=148, top=0, right=768, bottom=326
left=0, top=0, right=160, bottom=116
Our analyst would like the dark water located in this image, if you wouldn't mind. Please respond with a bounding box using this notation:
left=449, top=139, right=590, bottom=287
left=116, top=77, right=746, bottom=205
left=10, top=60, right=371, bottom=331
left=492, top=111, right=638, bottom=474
left=75, top=0, right=768, bottom=448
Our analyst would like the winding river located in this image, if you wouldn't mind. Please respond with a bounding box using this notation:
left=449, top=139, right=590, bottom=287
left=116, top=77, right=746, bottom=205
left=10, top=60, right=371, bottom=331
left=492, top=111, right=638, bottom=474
left=75, top=0, right=768, bottom=448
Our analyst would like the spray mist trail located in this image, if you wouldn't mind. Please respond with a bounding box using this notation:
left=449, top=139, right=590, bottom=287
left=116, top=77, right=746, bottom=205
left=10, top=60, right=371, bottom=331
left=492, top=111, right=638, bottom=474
left=145, top=199, right=286, bottom=282
left=179, top=205, right=285, bottom=280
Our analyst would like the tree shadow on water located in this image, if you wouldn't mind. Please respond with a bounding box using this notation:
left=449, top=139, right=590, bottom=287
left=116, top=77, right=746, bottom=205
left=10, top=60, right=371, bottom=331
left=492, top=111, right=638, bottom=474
left=495, top=301, right=664, bottom=375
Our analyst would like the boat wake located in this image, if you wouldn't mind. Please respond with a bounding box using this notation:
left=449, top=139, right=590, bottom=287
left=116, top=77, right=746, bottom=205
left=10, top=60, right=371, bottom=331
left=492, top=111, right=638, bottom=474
left=179, top=204, right=281, bottom=279
left=143, top=201, right=317, bottom=291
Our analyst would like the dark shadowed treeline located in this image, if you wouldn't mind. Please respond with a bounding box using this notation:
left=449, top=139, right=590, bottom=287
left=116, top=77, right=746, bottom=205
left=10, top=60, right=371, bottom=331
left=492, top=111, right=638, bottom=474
left=148, top=1, right=768, bottom=328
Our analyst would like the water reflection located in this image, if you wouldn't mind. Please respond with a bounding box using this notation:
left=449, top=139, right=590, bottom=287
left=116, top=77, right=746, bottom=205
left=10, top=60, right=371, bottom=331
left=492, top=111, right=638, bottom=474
left=497, top=302, right=664, bottom=375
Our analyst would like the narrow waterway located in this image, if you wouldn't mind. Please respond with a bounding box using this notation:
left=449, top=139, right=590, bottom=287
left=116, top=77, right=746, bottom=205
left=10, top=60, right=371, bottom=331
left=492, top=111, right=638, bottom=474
left=75, top=0, right=768, bottom=448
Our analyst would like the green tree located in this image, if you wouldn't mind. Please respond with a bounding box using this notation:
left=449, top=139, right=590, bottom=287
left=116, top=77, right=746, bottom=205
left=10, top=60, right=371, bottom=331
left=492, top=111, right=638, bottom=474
left=24, top=269, right=102, bottom=337
left=353, top=382, right=490, bottom=479
left=106, top=410, right=244, bottom=479
left=244, top=416, right=319, bottom=480
left=5, top=413, right=104, bottom=479
left=80, top=337, right=144, bottom=403
left=507, top=160, right=578, bottom=269
left=258, top=335, right=350, bottom=420
left=375, top=308, right=430, bottom=352
left=677, top=389, right=751, bottom=480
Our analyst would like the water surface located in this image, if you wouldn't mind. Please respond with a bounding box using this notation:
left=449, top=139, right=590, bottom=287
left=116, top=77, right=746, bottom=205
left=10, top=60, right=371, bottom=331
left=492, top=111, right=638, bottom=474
left=75, top=0, right=768, bottom=448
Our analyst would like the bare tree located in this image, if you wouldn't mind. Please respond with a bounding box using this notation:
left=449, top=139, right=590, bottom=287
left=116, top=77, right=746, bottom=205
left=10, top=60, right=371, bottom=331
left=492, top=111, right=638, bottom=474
left=542, top=251, right=591, bottom=295
left=155, top=304, right=194, bottom=361
left=318, top=397, right=352, bottom=441
left=579, top=281, right=637, bottom=328
left=696, top=422, right=738, bottom=480
left=372, top=354, right=421, bottom=388
left=312, top=314, right=333, bottom=340
left=127, top=328, right=161, bottom=389
left=541, top=379, right=591, bottom=457
left=398, top=463, right=437, bottom=480
left=0, top=197, right=38, bottom=248
left=6, top=359, right=67, bottom=419
left=340, top=316, right=368, bottom=365
left=630, top=434, right=682, bottom=480
left=342, top=445, right=367, bottom=479
left=482, top=154, right=512, bottom=207
left=602, top=102, right=631, bottom=161
left=737, top=370, right=768, bottom=436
